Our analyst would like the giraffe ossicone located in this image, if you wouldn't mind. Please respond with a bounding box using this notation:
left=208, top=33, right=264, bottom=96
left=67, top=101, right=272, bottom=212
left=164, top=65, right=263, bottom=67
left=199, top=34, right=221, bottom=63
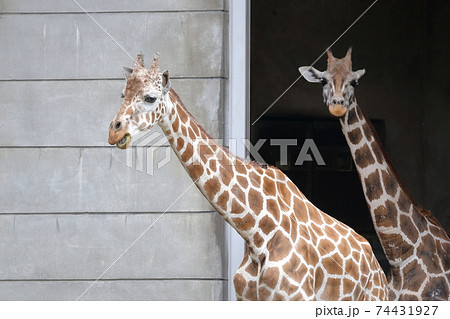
left=108, top=53, right=389, bottom=300
left=299, top=48, right=450, bottom=300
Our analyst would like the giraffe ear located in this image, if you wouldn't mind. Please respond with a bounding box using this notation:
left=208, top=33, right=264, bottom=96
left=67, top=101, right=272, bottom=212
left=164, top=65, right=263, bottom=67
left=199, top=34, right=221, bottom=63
left=354, top=69, right=366, bottom=79
left=298, top=66, right=324, bottom=83
left=122, top=66, right=133, bottom=79
left=162, top=70, right=171, bottom=91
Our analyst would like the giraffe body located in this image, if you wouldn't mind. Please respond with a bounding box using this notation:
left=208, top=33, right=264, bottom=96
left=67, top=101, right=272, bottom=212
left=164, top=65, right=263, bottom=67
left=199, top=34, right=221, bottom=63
left=108, top=53, right=389, bottom=300
left=300, top=48, right=450, bottom=300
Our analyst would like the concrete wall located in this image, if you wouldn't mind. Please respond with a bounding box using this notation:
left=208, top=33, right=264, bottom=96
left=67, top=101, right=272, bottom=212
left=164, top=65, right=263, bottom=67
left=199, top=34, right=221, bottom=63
left=0, top=0, right=229, bottom=300
left=250, top=0, right=450, bottom=234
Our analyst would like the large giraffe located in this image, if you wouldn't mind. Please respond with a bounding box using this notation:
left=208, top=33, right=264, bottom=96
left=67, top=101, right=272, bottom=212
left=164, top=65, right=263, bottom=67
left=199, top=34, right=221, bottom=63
left=299, top=48, right=450, bottom=300
left=108, top=53, right=388, bottom=300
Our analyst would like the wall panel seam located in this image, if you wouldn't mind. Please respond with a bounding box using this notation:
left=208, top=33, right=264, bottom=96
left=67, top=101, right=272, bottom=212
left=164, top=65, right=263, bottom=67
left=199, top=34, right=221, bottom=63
left=0, top=211, right=217, bottom=216
left=0, top=77, right=227, bottom=82
left=0, top=10, right=228, bottom=16
left=0, top=278, right=226, bottom=282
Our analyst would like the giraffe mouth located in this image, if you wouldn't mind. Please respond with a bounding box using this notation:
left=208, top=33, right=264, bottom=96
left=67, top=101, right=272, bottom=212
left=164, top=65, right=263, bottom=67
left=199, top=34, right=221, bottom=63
left=116, top=133, right=131, bottom=149
left=328, top=104, right=348, bottom=117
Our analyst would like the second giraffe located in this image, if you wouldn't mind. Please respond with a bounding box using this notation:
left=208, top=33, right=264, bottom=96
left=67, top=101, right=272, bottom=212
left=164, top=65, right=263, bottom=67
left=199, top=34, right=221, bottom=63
left=299, top=48, right=450, bottom=300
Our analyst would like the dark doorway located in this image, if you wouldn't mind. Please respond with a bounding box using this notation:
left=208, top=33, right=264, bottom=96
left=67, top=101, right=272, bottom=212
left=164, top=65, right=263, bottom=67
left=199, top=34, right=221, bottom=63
left=250, top=0, right=450, bottom=274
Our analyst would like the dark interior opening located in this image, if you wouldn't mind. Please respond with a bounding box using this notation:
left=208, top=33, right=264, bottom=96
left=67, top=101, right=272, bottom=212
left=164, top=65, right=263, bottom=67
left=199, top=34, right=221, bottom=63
left=250, top=0, right=450, bottom=275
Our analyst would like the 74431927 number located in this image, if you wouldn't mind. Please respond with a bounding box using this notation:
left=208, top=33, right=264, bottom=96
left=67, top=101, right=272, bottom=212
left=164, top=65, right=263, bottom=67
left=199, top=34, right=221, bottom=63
left=376, top=306, right=438, bottom=316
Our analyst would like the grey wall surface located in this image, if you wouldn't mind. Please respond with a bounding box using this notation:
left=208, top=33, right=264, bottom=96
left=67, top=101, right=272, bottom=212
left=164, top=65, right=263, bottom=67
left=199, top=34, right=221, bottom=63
left=0, top=0, right=228, bottom=300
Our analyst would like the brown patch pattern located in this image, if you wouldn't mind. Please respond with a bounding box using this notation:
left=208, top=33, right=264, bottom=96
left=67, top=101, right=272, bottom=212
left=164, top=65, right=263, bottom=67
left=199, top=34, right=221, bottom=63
left=248, top=188, right=263, bottom=215
left=216, top=191, right=229, bottom=211
left=259, top=215, right=276, bottom=235
left=244, top=281, right=257, bottom=300
left=267, top=231, right=292, bottom=262
left=172, top=116, right=179, bottom=132
left=263, top=177, right=276, bottom=196
left=231, top=198, right=245, bottom=214
left=267, top=199, right=280, bottom=221
left=180, top=143, right=193, bottom=162
left=204, top=177, right=221, bottom=199
left=237, top=175, right=249, bottom=189
left=423, top=276, right=449, bottom=301
left=418, top=235, right=441, bottom=274
left=177, top=104, right=187, bottom=123
left=219, top=165, right=232, bottom=186
left=232, top=213, right=255, bottom=231
left=364, top=170, right=383, bottom=201
left=208, top=160, right=216, bottom=172
left=281, top=277, right=299, bottom=296
left=347, top=127, right=363, bottom=145
left=235, top=162, right=247, bottom=175
left=371, top=140, right=384, bottom=164
left=354, top=144, right=375, bottom=168
left=323, top=254, right=343, bottom=275
left=186, top=162, right=204, bottom=180
left=233, top=273, right=246, bottom=297
left=284, top=254, right=308, bottom=283
left=245, top=262, right=258, bottom=277
left=249, top=171, right=261, bottom=187
left=253, top=232, right=264, bottom=247
left=346, top=107, right=358, bottom=125
left=176, top=137, right=184, bottom=151
left=261, top=267, right=279, bottom=289
left=399, top=214, right=419, bottom=243
left=374, top=200, right=398, bottom=228
left=382, top=169, right=398, bottom=197
left=231, top=184, right=246, bottom=204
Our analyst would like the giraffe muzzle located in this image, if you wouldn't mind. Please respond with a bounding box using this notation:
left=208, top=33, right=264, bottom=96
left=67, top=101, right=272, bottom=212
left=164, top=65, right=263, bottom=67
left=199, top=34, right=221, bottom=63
left=328, top=104, right=348, bottom=118
left=116, top=133, right=131, bottom=149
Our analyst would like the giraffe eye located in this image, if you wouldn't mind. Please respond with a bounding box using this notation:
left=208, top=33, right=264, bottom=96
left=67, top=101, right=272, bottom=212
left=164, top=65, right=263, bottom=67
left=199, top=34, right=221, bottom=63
left=321, top=79, right=328, bottom=86
left=120, top=93, right=125, bottom=98
left=144, top=96, right=157, bottom=104
left=350, top=80, right=358, bottom=87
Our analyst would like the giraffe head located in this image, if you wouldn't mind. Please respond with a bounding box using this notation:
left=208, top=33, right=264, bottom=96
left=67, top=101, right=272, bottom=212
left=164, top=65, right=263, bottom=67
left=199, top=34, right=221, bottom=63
left=108, top=53, right=171, bottom=149
left=299, top=48, right=365, bottom=117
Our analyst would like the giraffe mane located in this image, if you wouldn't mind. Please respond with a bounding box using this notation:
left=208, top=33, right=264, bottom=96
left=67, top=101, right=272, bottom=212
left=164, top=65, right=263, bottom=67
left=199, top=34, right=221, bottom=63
left=419, top=208, right=445, bottom=229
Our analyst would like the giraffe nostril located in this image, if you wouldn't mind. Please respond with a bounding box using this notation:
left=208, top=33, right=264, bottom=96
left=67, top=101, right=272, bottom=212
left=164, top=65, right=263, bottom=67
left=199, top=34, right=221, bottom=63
left=333, top=98, right=344, bottom=105
left=115, top=121, right=122, bottom=130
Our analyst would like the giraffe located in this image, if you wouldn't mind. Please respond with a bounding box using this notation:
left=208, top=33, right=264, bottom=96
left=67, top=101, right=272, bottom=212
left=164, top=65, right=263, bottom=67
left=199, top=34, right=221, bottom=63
left=108, top=53, right=389, bottom=300
left=299, top=48, right=450, bottom=300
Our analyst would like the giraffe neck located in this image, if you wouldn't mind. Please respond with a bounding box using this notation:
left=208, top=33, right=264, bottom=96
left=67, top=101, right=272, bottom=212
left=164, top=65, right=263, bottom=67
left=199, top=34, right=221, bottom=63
left=158, top=89, right=262, bottom=245
left=339, top=101, right=425, bottom=263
